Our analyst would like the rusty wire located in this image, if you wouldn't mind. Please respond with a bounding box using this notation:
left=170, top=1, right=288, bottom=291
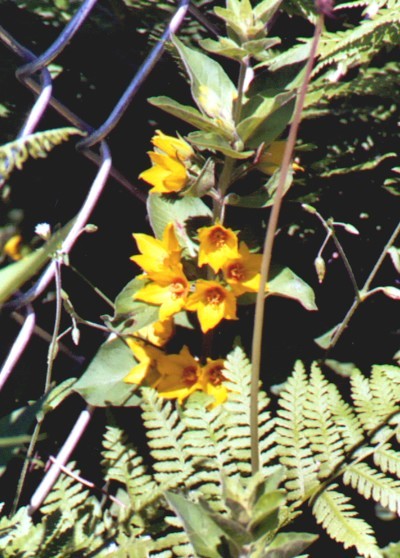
left=0, top=0, right=192, bottom=513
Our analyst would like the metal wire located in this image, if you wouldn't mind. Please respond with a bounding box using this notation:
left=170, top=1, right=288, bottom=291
left=78, top=0, right=191, bottom=149
left=0, top=0, right=194, bottom=512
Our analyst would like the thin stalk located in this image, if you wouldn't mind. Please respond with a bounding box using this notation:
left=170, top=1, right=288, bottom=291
left=45, top=258, right=63, bottom=392
left=250, top=16, right=324, bottom=475
left=313, top=210, right=360, bottom=300
left=12, top=258, right=64, bottom=513
left=327, top=219, right=400, bottom=351
left=68, top=263, right=114, bottom=308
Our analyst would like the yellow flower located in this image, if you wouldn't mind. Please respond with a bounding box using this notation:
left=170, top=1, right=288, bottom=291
left=201, top=359, right=228, bottom=408
left=152, top=130, right=194, bottom=160
left=134, top=267, right=190, bottom=321
left=131, top=222, right=182, bottom=275
left=124, top=339, right=164, bottom=387
left=256, top=141, right=304, bottom=176
left=198, top=224, right=239, bottom=273
left=3, top=234, right=23, bottom=261
left=222, top=242, right=268, bottom=296
left=185, top=279, right=237, bottom=333
left=139, top=130, right=194, bottom=194
left=156, top=346, right=202, bottom=404
left=135, top=318, right=174, bottom=347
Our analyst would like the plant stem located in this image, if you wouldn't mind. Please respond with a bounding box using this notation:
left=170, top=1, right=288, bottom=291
left=313, top=210, right=360, bottom=300
left=250, top=16, right=324, bottom=475
left=327, top=219, right=400, bottom=351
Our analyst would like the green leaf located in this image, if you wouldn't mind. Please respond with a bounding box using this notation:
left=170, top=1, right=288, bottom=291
left=172, top=36, right=237, bottom=139
left=238, top=91, right=295, bottom=144
left=147, top=193, right=212, bottom=257
left=0, top=400, right=42, bottom=476
left=314, top=324, right=341, bottom=349
left=0, top=220, right=73, bottom=305
left=165, top=492, right=229, bottom=558
left=228, top=170, right=293, bottom=208
left=111, top=277, right=160, bottom=334
left=268, top=266, right=317, bottom=311
left=263, top=531, right=318, bottom=558
left=149, top=96, right=226, bottom=137
left=36, top=378, right=77, bottom=421
left=188, top=131, right=254, bottom=159
left=241, top=94, right=295, bottom=149
left=73, top=337, right=141, bottom=407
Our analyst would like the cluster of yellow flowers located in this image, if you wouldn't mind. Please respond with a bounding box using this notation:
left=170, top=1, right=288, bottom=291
left=139, top=131, right=302, bottom=194
left=124, top=129, right=302, bottom=407
left=125, top=341, right=227, bottom=407
left=131, top=221, right=267, bottom=334
left=124, top=221, right=267, bottom=406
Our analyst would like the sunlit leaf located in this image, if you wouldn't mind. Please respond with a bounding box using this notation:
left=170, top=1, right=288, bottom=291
left=73, top=337, right=141, bottom=407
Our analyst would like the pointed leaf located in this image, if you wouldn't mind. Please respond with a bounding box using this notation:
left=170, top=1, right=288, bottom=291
left=188, top=131, right=254, bottom=159
left=228, top=170, right=293, bottom=208
left=172, top=36, right=237, bottom=138
left=268, top=266, right=317, bottom=311
left=147, top=192, right=212, bottom=256
left=149, top=96, right=226, bottom=136
left=238, top=91, right=295, bottom=144
left=73, top=336, right=141, bottom=407
left=263, top=531, right=318, bottom=558
left=165, top=492, right=228, bottom=558
left=0, top=220, right=73, bottom=305
left=314, top=323, right=341, bottom=349
left=111, top=277, right=160, bottom=334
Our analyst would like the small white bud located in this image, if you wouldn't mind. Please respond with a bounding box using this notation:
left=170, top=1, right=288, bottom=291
left=35, top=222, right=51, bottom=240
left=314, top=256, right=326, bottom=284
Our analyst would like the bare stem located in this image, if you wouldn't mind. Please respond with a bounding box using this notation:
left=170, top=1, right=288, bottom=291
left=327, top=219, right=400, bottom=351
left=250, top=16, right=324, bottom=475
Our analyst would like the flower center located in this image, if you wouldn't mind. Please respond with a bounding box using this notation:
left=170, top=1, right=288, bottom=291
left=227, top=263, right=245, bottom=281
left=205, top=287, right=225, bottom=306
left=182, top=366, right=198, bottom=387
left=169, top=278, right=187, bottom=299
left=208, top=365, right=225, bottom=386
left=209, top=228, right=228, bottom=249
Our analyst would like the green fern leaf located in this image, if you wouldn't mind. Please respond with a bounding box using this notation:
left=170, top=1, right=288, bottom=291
left=374, top=443, right=400, bottom=477
left=223, top=346, right=276, bottom=475
left=141, top=387, right=192, bottom=489
left=0, top=127, right=85, bottom=185
left=327, top=382, right=364, bottom=451
left=101, top=424, right=159, bottom=510
left=303, top=363, right=345, bottom=478
left=276, top=361, right=319, bottom=503
left=312, top=484, right=381, bottom=558
left=344, top=462, right=400, bottom=514
left=351, top=367, right=400, bottom=432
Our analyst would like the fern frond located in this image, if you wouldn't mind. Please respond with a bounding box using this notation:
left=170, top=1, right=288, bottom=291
left=181, top=398, right=231, bottom=508
left=351, top=367, right=400, bottom=432
left=0, top=127, right=85, bottom=185
left=314, top=7, right=400, bottom=78
left=343, top=462, right=400, bottom=514
left=303, top=363, right=345, bottom=478
left=312, top=484, right=381, bottom=558
left=327, top=382, right=364, bottom=451
left=141, top=387, right=192, bottom=489
left=223, top=346, right=275, bottom=475
left=276, top=361, right=319, bottom=504
left=102, top=424, right=159, bottom=510
left=374, top=443, right=400, bottom=477
left=0, top=506, right=43, bottom=557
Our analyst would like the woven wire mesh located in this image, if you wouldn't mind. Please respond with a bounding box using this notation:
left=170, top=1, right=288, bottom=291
left=0, top=0, right=213, bottom=512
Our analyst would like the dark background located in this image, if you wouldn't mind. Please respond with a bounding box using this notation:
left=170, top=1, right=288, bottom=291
left=0, top=0, right=399, bottom=554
